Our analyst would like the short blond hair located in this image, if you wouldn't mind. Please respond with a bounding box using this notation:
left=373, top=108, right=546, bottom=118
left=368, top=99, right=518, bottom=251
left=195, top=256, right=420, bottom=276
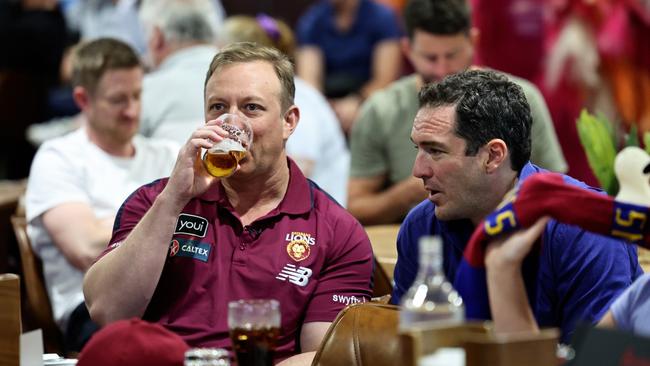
left=205, top=42, right=295, bottom=111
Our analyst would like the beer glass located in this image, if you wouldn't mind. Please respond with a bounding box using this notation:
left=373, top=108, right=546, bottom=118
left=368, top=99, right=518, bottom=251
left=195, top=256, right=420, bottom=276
left=202, top=114, right=253, bottom=178
left=228, top=299, right=280, bottom=366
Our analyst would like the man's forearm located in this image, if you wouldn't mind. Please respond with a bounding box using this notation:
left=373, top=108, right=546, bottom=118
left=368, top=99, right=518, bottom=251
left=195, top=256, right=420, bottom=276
left=487, top=264, right=539, bottom=334
left=83, top=191, right=185, bottom=324
left=58, top=223, right=113, bottom=272
left=349, top=179, right=427, bottom=225
left=80, top=223, right=115, bottom=271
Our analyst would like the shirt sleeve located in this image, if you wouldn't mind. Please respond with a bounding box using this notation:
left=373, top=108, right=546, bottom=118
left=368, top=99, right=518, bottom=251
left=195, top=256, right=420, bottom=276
left=349, top=96, right=389, bottom=178
left=25, top=143, right=89, bottom=222
left=370, top=3, right=402, bottom=43
left=303, top=217, right=373, bottom=323
left=296, top=5, right=321, bottom=47
left=390, top=221, right=419, bottom=305
left=96, top=179, right=163, bottom=259
left=610, top=273, right=650, bottom=332
left=536, top=221, right=642, bottom=343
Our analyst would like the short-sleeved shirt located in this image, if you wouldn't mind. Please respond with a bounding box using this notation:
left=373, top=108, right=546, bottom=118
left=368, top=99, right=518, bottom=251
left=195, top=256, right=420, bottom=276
left=350, top=73, right=568, bottom=186
left=25, top=128, right=178, bottom=330
left=391, top=162, right=642, bottom=343
left=104, top=158, right=373, bottom=358
left=611, top=273, right=650, bottom=337
left=296, top=0, right=402, bottom=97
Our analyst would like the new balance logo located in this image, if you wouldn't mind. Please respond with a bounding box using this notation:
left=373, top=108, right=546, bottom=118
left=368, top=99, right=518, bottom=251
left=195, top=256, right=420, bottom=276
left=276, top=264, right=313, bottom=287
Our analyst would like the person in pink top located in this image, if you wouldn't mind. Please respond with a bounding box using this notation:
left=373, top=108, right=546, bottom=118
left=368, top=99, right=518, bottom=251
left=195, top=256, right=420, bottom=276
left=83, top=42, right=373, bottom=365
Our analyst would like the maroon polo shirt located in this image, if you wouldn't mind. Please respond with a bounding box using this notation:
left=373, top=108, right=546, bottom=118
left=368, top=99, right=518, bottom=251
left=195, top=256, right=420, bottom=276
left=104, top=158, right=373, bottom=359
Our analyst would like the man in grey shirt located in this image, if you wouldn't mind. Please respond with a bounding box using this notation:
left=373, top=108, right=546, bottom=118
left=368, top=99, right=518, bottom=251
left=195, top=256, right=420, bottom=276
left=348, top=0, right=567, bottom=225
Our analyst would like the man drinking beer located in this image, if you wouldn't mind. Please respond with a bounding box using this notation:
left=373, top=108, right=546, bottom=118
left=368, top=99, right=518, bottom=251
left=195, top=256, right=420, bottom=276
left=83, top=42, right=373, bottom=365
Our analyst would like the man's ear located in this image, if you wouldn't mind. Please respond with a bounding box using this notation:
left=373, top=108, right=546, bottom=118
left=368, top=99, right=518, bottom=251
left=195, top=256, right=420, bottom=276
left=400, top=37, right=412, bottom=58
left=150, top=26, right=165, bottom=53
left=469, top=26, right=480, bottom=49
left=483, top=138, right=508, bottom=173
left=283, top=105, right=300, bottom=140
left=72, top=86, right=90, bottom=111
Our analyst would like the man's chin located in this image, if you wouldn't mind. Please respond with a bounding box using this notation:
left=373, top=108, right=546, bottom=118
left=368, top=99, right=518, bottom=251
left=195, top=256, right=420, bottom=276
left=433, top=206, right=460, bottom=222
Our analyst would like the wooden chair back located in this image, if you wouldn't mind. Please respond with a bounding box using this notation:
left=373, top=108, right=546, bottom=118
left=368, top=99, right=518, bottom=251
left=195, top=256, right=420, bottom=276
left=312, top=302, right=403, bottom=366
left=11, top=215, right=64, bottom=353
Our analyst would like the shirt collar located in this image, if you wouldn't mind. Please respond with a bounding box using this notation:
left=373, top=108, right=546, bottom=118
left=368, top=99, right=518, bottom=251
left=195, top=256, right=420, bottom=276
left=517, top=161, right=544, bottom=185
left=197, top=157, right=312, bottom=216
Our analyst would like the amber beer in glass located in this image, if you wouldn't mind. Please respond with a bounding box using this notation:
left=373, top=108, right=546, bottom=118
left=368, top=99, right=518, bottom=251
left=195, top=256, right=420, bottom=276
left=202, top=114, right=253, bottom=178
left=228, top=299, right=280, bottom=366
left=203, top=139, right=246, bottom=177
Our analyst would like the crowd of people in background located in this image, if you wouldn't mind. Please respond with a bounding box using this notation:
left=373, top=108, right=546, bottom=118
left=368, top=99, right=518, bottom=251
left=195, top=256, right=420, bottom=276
left=2, top=0, right=650, bottom=363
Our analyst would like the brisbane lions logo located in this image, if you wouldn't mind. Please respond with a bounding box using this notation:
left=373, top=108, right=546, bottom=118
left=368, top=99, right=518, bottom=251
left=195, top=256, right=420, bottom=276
left=287, top=241, right=310, bottom=261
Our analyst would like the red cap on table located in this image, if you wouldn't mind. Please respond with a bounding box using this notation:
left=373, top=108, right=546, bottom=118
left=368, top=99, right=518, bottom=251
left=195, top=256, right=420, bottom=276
left=77, top=318, right=189, bottom=366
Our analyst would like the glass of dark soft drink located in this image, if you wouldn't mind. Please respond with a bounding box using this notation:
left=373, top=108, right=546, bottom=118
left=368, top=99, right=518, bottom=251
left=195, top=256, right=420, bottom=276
left=228, top=299, right=280, bottom=366
left=202, top=113, right=253, bottom=178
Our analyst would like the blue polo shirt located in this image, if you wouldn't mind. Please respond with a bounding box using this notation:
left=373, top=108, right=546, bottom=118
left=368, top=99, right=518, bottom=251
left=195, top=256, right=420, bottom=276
left=296, top=0, right=402, bottom=97
left=392, top=162, right=642, bottom=343
left=104, top=159, right=373, bottom=359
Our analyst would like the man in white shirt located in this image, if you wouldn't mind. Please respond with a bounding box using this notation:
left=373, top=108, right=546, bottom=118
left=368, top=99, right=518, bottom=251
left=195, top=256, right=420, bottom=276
left=25, top=38, right=177, bottom=352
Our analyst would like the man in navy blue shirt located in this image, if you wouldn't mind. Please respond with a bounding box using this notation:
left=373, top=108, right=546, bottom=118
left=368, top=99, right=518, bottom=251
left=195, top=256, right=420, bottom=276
left=392, top=69, right=642, bottom=343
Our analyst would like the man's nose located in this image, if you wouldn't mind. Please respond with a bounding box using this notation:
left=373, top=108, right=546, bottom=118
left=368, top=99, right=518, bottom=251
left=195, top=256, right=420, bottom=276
left=412, top=150, right=432, bottom=179
left=432, top=60, right=452, bottom=80
left=123, top=99, right=139, bottom=119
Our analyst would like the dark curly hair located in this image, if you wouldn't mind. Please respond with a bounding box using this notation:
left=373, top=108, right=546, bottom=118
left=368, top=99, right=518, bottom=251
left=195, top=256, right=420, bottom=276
left=418, top=70, right=532, bottom=172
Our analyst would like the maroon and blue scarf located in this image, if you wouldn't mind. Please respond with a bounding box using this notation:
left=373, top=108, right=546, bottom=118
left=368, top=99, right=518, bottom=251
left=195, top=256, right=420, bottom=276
left=458, top=172, right=650, bottom=319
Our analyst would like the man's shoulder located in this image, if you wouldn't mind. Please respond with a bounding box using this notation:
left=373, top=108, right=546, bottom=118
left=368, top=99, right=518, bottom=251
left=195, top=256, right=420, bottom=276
left=499, top=71, right=542, bottom=97
left=502, top=71, right=530, bottom=85
left=33, top=128, right=89, bottom=166
left=298, top=1, right=330, bottom=30
left=310, top=181, right=362, bottom=225
left=357, top=75, right=418, bottom=125
left=366, top=75, right=418, bottom=106
left=361, top=0, right=398, bottom=22
left=133, top=135, right=179, bottom=155
left=521, top=163, right=600, bottom=193
left=120, top=177, right=169, bottom=208
left=39, top=128, right=85, bottom=151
